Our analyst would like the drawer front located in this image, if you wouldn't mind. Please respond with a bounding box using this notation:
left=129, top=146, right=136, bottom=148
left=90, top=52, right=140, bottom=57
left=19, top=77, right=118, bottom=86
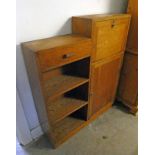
left=93, top=18, right=130, bottom=61
left=37, top=42, right=91, bottom=72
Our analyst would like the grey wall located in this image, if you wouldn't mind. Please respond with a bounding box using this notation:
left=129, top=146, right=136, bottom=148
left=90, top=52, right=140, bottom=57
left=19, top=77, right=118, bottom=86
left=16, top=0, right=128, bottom=132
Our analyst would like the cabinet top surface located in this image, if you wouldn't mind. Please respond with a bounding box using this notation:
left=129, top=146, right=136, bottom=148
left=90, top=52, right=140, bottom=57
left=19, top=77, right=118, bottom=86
left=73, top=13, right=131, bottom=21
left=22, top=34, right=91, bottom=52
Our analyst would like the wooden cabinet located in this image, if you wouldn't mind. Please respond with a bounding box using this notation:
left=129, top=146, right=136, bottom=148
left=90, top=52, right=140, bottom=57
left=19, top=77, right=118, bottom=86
left=117, top=0, right=138, bottom=113
left=37, top=37, right=91, bottom=72
left=22, top=35, right=92, bottom=148
left=72, top=14, right=131, bottom=117
left=90, top=54, right=123, bottom=115
left=22, top=14, right=131, bottom=148
left=72, top=14, right=130, bottom=61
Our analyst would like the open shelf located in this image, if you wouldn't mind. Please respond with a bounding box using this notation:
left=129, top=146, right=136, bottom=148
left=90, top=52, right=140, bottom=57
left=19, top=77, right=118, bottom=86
left=42, top=57, right=90, bottom=100
left=47, top=82, right=89, bottom=125
left=42, top=57, right=90, bottom=147
left=49, top=102, right=113, bottom=148
left=50, top=115, right=86, bottom=147
left=45, top=75, right=89, bottom=99
left=48, top=97, right=88, bottom=125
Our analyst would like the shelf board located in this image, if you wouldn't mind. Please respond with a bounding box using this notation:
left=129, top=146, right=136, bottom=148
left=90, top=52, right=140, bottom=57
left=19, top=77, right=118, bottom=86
left=48, top=97, right=88, bottom=125
left=50, top=116, right=86, bottom=147
left=44, top=75, right=89, bottom=99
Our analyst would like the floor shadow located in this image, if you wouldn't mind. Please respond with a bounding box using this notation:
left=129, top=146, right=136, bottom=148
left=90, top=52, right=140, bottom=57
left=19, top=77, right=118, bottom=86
left=113, top=100, right=131, bottom=114
left=31, top=135, right=52, bottom=149
left=23, top=135, right=53, bottom=150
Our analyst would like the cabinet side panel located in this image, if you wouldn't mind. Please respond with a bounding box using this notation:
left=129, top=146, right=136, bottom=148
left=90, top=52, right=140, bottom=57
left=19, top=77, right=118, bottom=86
left=72, top=17, right=92, bottom=37
left=117, top=53, right=138, bottom=105
left=126, top=0, right=138, bottom=51
left=22, top=46, right=49, bottom=133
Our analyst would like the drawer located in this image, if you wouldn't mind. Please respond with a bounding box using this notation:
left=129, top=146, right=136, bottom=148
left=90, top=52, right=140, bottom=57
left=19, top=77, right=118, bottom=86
left=37, top=41, right=91, bottom=72
left=92, top=18, right=130, bottom=61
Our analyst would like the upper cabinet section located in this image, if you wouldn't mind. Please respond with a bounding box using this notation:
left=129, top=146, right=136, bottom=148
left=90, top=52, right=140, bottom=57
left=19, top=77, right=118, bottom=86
left=72, top=14, right=131, bottom=62
left=94, top=18, right=130, bottom=61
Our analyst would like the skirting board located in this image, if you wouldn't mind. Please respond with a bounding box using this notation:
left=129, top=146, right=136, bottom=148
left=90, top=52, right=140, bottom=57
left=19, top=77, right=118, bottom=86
left=30, top=125, right=43, bottom=140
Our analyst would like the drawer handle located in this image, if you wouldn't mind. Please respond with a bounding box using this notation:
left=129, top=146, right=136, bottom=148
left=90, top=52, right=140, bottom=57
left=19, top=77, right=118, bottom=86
left=63, top=52, right=75, bottom=59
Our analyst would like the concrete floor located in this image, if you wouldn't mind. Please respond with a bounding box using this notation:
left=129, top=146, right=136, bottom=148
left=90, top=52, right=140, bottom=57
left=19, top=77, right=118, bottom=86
left=16, top=104, right=138, bottom=155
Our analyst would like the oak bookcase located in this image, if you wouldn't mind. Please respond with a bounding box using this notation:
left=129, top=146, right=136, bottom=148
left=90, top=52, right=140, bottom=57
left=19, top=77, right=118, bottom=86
left=22, top=14, right=130, bottom=148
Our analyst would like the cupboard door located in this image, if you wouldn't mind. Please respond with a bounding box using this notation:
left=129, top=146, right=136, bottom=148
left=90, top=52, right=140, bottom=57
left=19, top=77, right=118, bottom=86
left=90, top=55, right=123, bottom=115
left=117, top=53, right=138, bottom=106
left=92, top=19, right=130, bottom=61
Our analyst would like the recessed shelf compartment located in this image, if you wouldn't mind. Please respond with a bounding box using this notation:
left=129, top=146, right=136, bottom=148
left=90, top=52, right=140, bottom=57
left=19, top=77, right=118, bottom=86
left=48, top=83, right=89, bottom=125
left=50, top=106, right=88, bottom=147
left=42, top=57, right=90, bottom=99
left=48, top=97, right=88, bottom=125
left=22, top=14, right=131, bottom=148
left=45, top=75, right=89, bottom=98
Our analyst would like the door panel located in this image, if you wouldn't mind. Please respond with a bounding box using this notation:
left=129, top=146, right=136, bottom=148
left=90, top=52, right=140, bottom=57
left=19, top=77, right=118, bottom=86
left=92, top=19, right=130, bottom=61
left=90, top=55, right=123, bottom=115
left=117, top=53, right=138, bottom=105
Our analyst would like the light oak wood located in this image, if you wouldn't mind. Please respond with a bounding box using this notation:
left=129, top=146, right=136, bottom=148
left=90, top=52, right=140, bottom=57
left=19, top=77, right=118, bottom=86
left=23, top=34, right=92, bottom=51
left=23, top=34, right=92, bottom=72
left=22, top=34, right=92, bottom=148
left=90, top=54, right=123, bottom=115
left=94, top=18, right=130, bottom=61
left=72, top=14, right=131, bottom=117
left=72, top=14, right=131, bottom=62
left=48, top=97, right=88, bottom=125
left=22, top=14, right=131, bottom=148
left=22, top=46, right=49, bottom=133
left=50, top=116, right=86, bottom=147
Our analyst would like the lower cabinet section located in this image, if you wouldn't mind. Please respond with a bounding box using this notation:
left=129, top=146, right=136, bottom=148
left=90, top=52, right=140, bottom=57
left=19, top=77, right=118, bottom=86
left=49, top=106, right=87, bottom=148
left=117, top=52, right=138, bottom=113
left=48, top=103, right=112, bottom=148
left=90, top=54, right=123, bottom=116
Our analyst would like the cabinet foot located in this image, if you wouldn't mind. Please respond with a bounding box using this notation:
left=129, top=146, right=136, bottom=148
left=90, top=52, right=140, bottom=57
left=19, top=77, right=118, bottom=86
left=129, top=107, right=138, bottom=115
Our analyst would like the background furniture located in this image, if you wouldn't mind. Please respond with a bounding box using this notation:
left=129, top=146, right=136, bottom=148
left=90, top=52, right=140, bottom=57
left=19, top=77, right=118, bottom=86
left=117, top=0, right=138, bottom=114
left=22, top=14, right=130, bottom=148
